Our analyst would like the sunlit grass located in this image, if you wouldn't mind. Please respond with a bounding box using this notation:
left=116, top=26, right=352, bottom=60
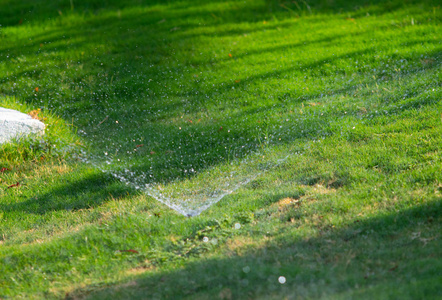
left=0, top=0, right=441, bottom=298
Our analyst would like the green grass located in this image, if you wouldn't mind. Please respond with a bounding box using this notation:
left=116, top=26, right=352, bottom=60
left=0, top=0, right=441, bottom=298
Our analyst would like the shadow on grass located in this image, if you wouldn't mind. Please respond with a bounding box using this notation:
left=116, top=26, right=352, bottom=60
left=65, top=198, right=441, bottom=299
left=1, top=0, right=437, bottom=27
left=0, top=0, right=227, bottom=27
left=1, top=172, right=134, bottom=215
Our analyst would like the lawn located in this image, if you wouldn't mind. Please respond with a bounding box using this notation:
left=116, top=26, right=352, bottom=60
left=0, top=0, right=441, bottom=298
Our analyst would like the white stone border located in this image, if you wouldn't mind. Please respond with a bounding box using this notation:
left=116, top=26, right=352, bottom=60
left=0, top=107, right=45, bottom=144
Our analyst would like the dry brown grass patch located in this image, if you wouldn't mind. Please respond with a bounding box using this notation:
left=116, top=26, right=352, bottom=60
left=311, top=184, right=337, bottom=194
left=125, top=264, right=156, bottom=276
left=274, top=197, right=301, bottom=212
left=225, top=236, right=257, bottom=255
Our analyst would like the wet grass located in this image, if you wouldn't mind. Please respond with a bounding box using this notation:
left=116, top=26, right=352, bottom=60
left=0, top=0, right=441, bottom=298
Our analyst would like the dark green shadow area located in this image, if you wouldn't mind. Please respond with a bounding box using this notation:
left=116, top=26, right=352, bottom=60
left=66, top=198, right=442, bottom=299
left=1, top=0, right=437, bottom=26
left=1, top=172, right=134, bottom=215
left=0, top=0, right=228, bottom=27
